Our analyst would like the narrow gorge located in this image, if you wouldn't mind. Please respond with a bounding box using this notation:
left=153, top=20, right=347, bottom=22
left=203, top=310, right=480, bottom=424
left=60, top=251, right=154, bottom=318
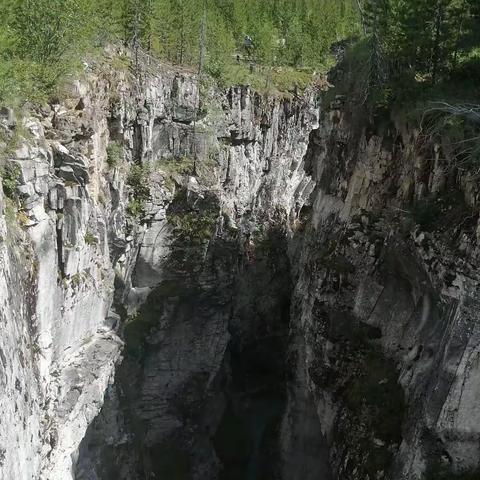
left=1, top=48, right=480, bottom=480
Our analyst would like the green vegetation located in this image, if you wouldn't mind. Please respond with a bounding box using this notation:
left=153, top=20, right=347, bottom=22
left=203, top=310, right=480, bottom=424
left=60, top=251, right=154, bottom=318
left=166, top=188, right=219, bottom=248
left=0, top=0, right=91, bottom=103
left=84, top=231, right=98, bottom=246
left=106, top=141, right=124, bottom=168
left=0, top=118, right=30, bottom=159
left=126, top=163, right=150, bottom=217
left=127, top=164, right=150, bottom=199
left=0, top=0, right=479, bottom=106
left=126, top=199, right=144, bottom=218
left=2, top=196, right=30, bottom=246
left=168, top=211, right=218, bottom=246
left=358, top=0, right=480, bottom=102
left=140, top=0, right=360, bottom=73
left=157, top=156, right=194, bottom=190
left=1, top=162, right=21, bottom=199
left=0, top=0, right=361, bottom=104
left=217, top=63, right=316, bottom=96
left=157, top=155, right=221, bottom=190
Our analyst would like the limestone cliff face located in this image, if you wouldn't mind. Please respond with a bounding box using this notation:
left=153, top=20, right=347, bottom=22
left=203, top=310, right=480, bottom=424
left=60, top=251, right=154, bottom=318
left=1, top=51, right=479, bottom=480
left=0, top=52, right=318, bottom=480
left=285, top=88, right=480, bottom=479
left=0, top=57, right=138, bottom=480
left=75, top=63, right=320, bottom=479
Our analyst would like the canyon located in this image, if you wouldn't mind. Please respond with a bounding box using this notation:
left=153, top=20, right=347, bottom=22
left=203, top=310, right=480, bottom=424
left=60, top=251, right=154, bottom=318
left=0, top=50, right=479, bottom=480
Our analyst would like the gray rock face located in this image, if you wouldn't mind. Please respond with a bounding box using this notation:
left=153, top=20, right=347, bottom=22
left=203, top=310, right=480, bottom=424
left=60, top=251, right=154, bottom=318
left=2, top=50, right=480, bottom=480
left=75, top=66, right=320, bottom=479
left=0, top=66, right=132, bottom=480
left=284, top=97, right=480, bottom=479
left=0, top=53, right=318, bottom=480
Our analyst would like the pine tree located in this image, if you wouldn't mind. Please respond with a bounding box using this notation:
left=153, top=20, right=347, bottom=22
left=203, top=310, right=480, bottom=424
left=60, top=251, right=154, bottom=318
left=363, top=0, right=390, bottom=91
left=10, top=0, right=80, bottom=64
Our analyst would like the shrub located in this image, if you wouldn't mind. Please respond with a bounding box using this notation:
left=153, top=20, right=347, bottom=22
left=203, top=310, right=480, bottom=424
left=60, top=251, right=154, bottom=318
left=84, top=231, right=98, bottom=246
left=126, top=199, right=144, bottom=218
left=168, top=211, right=218, bottom=246
left=127, top=164, right=150, bottom=201
left=106, top=141, right=124, bottom=168
left=1, top=162, right=21, bottom=199
left=126, top=163, right=150, bottom=217
left=166, top=189, right=220, bottom=247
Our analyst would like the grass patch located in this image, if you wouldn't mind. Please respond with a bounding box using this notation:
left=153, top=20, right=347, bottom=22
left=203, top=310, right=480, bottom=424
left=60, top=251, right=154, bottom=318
left=216, top=62, right=317, bottom=97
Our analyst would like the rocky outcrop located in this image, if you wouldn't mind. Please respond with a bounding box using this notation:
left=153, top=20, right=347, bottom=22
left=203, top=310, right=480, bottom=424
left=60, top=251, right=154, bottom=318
left=75, top=64, right=320, bottom=479
left=284, top=82, right=480, bottom=479
left=0, top=58, right=134, bottom=480
left=0, top=51, right=318, bottom=480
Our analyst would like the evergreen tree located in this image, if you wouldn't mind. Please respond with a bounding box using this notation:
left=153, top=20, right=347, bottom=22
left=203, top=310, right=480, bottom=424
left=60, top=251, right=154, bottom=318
left=3, top=0, right=477, bottom=105
left=10, top=0, right=80, bottom=64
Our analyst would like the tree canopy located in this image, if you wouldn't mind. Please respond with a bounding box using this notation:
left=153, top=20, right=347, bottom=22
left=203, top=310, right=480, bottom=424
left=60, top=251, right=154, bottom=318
left=360, top=0, right=480, bottom=86
left=0, top=0, right=361, bottom=101
left=0, top=0, right=479, bottom=103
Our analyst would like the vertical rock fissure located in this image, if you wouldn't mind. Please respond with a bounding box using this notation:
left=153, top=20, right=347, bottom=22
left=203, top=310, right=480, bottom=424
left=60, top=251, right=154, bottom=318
left=76, top=216, right=303, bottom=479
left=213, top=227, right=293, bottom=480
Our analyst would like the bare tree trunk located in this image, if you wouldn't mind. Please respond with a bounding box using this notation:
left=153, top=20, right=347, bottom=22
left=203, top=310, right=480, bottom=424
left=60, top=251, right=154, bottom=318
left=132, top=0, right=140, bottom=74
left=192, top=7, right=207, bottom=176
left=364, top=0, right=388, bottom=102
left=356, top=0, right=367, bottom=34
left=432, top=0, right=445, bottom=85
left=179, top=0, right=185, bottom=64
left=451, top=0, right=469, bottom=69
